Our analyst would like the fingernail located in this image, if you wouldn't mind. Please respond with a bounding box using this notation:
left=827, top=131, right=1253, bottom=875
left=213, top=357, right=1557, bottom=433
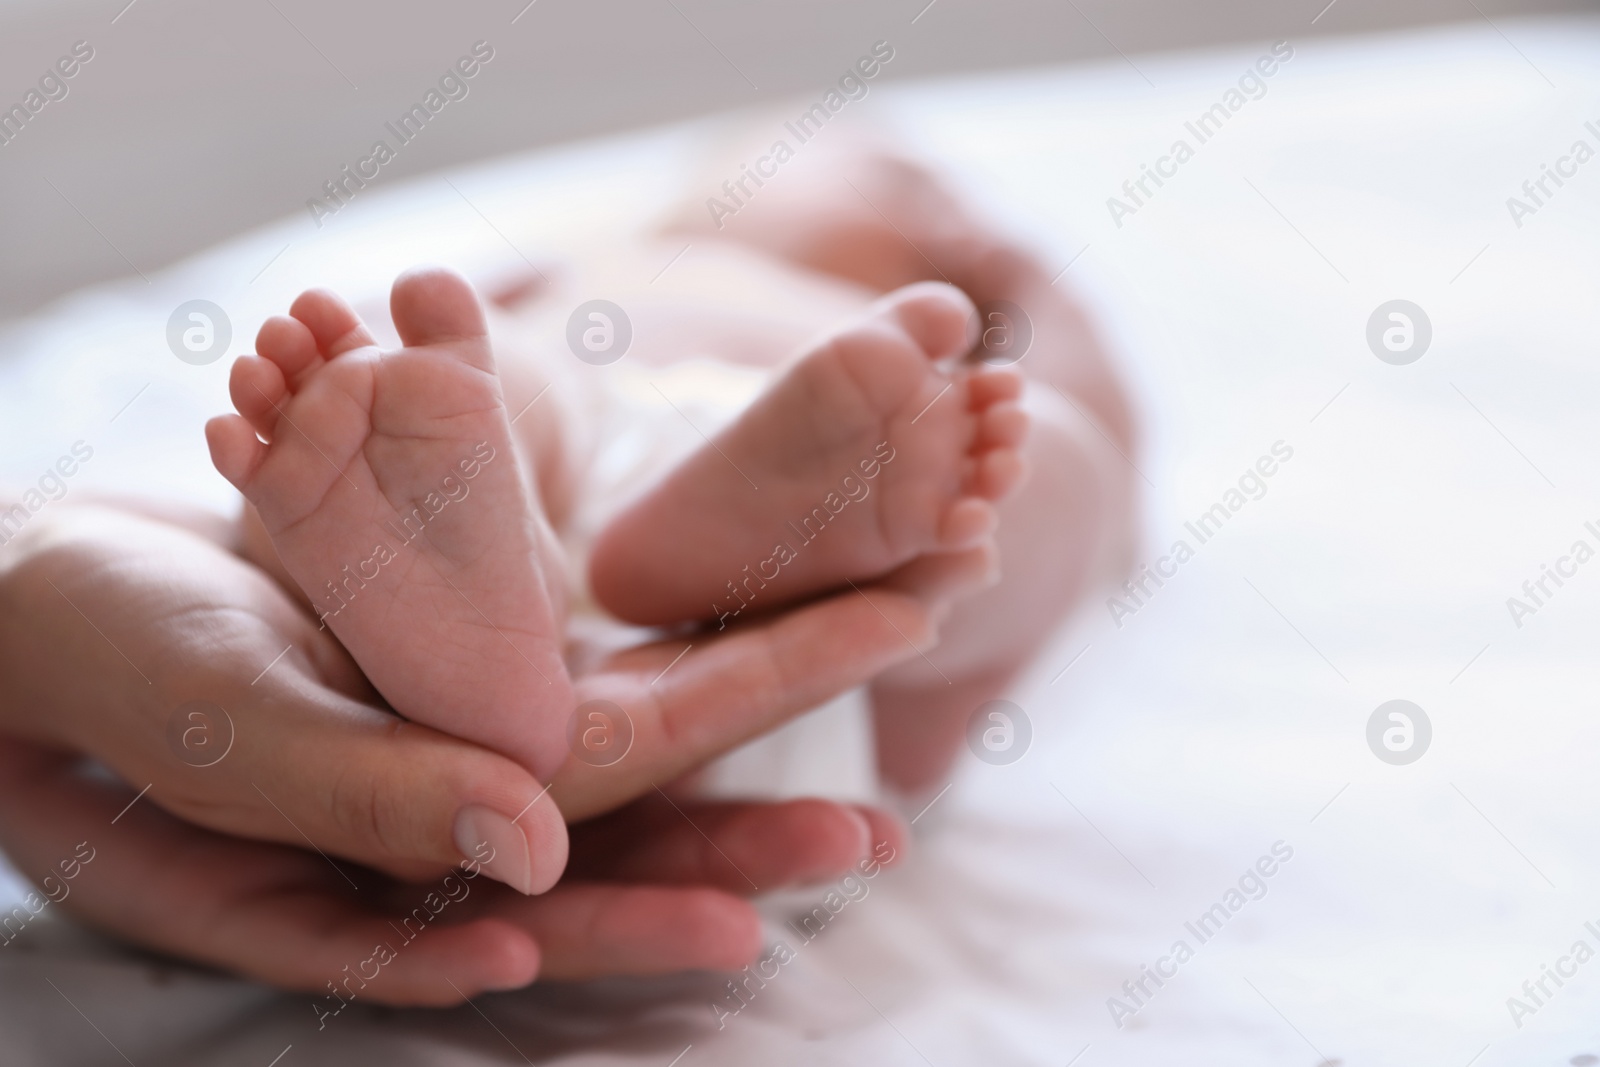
left=453, top=805, right=532, bottom=895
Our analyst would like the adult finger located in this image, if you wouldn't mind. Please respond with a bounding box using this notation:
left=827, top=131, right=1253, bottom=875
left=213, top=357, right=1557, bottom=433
left=0, top=742, right=541, bottom=1007
left=495, top=883, right=762, bottom=981
left=568, top=796, right=907, bottom=892
left=552, top=579, right=941, bottom=821
left=146, top=668, right=570, bottom=895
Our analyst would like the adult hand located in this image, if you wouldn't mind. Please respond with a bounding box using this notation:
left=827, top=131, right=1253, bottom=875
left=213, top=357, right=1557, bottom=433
left=0, top=736, right=903, bottom=1004
left=0, top=504, right=985, bottom=1001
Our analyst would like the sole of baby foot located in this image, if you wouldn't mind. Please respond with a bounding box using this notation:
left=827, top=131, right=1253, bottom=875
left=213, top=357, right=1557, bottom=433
left=206, top=266, right=574, bottom=784
left=588, top=282, right=1028, bottom=627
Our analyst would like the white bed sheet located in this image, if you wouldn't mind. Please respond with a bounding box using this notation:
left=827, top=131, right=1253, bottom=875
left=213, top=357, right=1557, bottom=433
left=3, top=16, right=1600, bottom=1064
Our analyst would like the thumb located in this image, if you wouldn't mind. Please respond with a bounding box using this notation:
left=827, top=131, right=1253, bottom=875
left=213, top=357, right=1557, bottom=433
left=117, top=665, right=568, bottom=896
left=177, top=681, right=569, bottom=895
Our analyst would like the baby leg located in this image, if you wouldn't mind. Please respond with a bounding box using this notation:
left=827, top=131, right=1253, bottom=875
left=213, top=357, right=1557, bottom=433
left=671, top=141, right=1139, bottom=791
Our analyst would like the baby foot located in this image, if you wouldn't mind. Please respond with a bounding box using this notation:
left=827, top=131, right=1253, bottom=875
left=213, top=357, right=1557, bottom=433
left=669, top=143, right=1135, bottom=449
left=206, top=267, right=574, bottom=784
left=588, top=282, right=1029, bottom=626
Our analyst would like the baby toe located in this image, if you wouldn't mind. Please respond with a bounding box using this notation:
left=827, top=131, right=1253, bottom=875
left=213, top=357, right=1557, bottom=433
left=255, top=314, right=322, bottom=384
left=966, top=448, right=1027, bottom=501
left=976, top=402, right=1030, bottom=451
left=290, top=287, right=377, bottom=358
left=390, top=266, right=490, bottom=351
left=879, top=282, right=976, bottom=363
left=229, top=355, right=288, bottom=437
left=937, top=496, right=999, bottom=549
left=205, top=414, right=268, bottom=494
left=968, top=367, right=1024, bottom=407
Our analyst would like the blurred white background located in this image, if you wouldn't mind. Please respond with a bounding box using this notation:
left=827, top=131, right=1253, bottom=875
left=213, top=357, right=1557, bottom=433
left=0, top=0, right=1588, bottom=318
